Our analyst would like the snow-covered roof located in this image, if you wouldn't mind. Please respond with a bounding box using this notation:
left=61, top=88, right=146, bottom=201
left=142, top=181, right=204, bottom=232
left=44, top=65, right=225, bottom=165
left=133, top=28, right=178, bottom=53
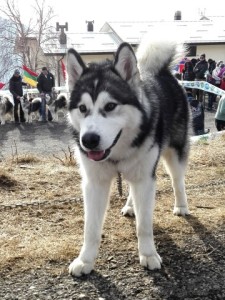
left=42, top=17, right=225, bottom=56
left=100, top=18, right=225, bottom=45
left=43, top=32, right=123, bottom=56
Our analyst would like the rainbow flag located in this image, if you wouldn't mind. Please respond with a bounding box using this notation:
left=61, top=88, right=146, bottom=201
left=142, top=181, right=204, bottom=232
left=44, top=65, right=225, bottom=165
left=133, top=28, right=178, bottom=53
left=22, top=65, right=38, bottom=87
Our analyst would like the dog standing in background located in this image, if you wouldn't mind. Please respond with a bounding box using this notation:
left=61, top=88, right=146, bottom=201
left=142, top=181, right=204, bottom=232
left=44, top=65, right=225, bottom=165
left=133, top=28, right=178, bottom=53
left=52, top=92, right=68, bottom=121
left=22, top=94, right=51, bottom=123
left=66, top=34, right=191, bottom=277
left=0, top=95, right=14, bottom=125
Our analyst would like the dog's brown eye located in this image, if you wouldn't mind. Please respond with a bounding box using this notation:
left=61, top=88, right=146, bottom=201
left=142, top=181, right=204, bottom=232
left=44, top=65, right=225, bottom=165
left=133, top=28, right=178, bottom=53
left=104, top=102, right=117, bottom=112
left=79, top=104, right=87, bottom=113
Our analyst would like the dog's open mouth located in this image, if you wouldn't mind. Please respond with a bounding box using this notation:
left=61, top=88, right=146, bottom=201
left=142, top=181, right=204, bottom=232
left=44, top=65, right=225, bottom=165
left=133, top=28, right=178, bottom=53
left=87, top=149, right=110, bottom=161
left=85, top=130, right=122, bottom=162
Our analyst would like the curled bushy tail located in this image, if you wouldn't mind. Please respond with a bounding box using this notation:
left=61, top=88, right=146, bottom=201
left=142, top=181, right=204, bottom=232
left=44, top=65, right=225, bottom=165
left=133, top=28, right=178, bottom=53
left=136, top=31, right=186, bottom=75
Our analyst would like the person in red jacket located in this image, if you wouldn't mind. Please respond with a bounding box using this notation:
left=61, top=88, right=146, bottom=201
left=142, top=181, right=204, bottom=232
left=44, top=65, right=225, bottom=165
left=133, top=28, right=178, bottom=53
left=220, top=72, right=225, bottom=91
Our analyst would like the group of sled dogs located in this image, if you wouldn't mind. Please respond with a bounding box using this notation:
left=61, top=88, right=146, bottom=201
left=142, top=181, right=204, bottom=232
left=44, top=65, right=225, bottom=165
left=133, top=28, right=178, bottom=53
left=0, top=92, right=68, bottom=124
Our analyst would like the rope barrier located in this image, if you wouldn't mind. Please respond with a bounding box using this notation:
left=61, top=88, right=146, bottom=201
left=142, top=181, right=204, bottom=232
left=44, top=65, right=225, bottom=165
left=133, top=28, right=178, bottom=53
left=180, top=80, right=225, bottom=96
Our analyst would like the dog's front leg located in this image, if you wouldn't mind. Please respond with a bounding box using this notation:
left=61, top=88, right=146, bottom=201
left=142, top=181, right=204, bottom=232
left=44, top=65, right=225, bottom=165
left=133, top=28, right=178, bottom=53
left=69, top=178, right=111, bottom=277
left=121, top=186, right=134, bottom=216
left=54, top=112, right=59, bottom=122
left=130, top=178, right=162, bottom=270
left=0, top=115, right=5, bottom=125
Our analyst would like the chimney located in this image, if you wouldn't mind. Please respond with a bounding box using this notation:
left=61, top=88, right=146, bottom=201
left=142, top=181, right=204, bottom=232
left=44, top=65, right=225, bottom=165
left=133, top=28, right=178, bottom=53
left=174, top=11, right=182, bottom=20
left=86, top=20, right=94, bottom=32
left=56, top=22, right=68, bottom=45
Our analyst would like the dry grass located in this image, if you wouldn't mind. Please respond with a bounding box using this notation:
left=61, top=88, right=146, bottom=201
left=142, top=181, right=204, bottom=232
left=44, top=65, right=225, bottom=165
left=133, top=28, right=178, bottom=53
left=0, top=135, right=225, bottom=275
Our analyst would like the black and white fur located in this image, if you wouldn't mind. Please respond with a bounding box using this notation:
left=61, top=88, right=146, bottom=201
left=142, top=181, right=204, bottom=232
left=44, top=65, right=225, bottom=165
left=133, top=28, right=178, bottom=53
left=66, top=35, right=191, bottom=277
left=22, top=94, right=51, bottom=122
left=52, top=92, right=68, bottom=121
left=0, top=95, right=14, bottom=125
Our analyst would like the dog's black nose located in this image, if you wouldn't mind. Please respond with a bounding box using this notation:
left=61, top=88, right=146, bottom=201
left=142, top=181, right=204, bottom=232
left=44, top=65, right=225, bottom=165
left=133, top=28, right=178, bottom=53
left=82, top=133, right=100, bottom=149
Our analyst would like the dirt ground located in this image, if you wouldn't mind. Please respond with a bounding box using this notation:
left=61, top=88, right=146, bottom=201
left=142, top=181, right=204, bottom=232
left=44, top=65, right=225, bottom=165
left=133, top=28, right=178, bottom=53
left=0, top=121, right=75, bottom=159
left=0, top=108, right=217, bottom=159
left=0, top=115, right=225, bottom=300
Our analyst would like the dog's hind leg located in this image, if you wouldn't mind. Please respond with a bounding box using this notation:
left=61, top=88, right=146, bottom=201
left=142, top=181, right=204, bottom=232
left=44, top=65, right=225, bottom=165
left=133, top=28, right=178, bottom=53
left=69, top=176, right=112, bottom=277
left=162, top=147, right=190, bottom=216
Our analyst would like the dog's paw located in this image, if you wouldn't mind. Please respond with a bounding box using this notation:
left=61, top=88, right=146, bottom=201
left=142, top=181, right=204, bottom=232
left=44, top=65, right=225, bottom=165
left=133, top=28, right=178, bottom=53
left=173, top=206, right=190, bottom=216
left=69, top=258, right=94, bottom=277
left=140, top=253, right=162, bottom=270
left=121, top=205, right=134, bottom=217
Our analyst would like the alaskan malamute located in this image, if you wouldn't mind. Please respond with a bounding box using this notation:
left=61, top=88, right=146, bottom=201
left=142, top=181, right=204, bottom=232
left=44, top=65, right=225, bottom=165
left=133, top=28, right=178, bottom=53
left=0, top=95, right=14, bottom=125
left=66, top=35, right=190, bottom=277
left=52, top=93, right=68, bottom=121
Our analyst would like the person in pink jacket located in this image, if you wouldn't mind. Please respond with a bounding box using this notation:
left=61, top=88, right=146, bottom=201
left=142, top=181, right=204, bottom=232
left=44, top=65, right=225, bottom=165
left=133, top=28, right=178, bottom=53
left=215, top=73, right=225, bottom=131
left=218, top=63, right=225, bottom=78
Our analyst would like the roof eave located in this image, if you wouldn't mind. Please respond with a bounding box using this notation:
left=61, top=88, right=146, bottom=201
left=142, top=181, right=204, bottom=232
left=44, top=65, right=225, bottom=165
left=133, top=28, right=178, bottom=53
left=44, top=50, right=116, bottom=56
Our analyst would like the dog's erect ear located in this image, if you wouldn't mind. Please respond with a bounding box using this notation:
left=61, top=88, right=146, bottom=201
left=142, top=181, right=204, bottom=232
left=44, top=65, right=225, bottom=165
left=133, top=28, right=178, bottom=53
left=66, top=48, right=86, bottom=92
left=114, top=43, right=138, bottom=81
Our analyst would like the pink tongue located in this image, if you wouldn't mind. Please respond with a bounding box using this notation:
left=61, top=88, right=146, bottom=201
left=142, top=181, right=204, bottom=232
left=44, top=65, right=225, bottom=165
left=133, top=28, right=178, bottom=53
left=87, top=150, right=105, bottom=161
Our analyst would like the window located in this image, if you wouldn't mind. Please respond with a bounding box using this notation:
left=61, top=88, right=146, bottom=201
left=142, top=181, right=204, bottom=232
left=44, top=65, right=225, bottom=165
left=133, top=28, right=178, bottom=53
left=186, top=45, right=197, bottom=57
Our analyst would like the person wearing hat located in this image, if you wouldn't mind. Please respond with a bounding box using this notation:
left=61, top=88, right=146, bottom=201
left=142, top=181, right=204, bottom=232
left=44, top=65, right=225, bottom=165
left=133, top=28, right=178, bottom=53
left=193, top=54, right=208, bottom=102
left=37, top=67, right=55, bottom=121
left=9, top=69, right=27, bottom=123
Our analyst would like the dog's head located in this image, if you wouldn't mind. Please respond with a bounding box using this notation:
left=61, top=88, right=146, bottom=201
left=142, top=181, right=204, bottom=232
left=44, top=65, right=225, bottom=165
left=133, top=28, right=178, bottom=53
left=20, top=94, right=30, bottom=108
left=0, top=95, right=10, bottom=106
left=66, top=43, right=144, bottom=162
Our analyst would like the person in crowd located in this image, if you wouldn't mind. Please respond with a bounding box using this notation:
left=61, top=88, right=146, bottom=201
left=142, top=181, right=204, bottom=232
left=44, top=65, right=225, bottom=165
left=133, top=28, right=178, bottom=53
left=191, top=58, right=198, bottom=68
left=9, top=69, right=27, bottom=123
left=186, top=90, right=194, bottom=102
left=190, top=99, right=208, bottom=135
left=214, top=73, right=225, bottom=131
left=182, top=59, right=195, bottom=95
left=213, top=61, right=223, bottom=79
left=182, top=59, right=195, bottom=81
left=219, top=72, right=225, bottom=91
left=208, top=58, right=216, bottom=74
left=37, top=67, right=55, bottom=122
left=193, top=54, right=208, bottom=102
left=206, top=60, right=222, bottom=111
left=215, top=95, right=225, bottom=131
left=189, top=58, right=199, bottom=99
left=218, top=63, right=225, bottom=78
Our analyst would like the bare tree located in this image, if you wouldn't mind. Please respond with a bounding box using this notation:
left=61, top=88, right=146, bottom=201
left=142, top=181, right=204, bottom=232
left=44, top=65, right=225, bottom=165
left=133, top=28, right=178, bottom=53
left=0, top=17, right=20, bottom=83
left=0, top=0, right=57, bottom=83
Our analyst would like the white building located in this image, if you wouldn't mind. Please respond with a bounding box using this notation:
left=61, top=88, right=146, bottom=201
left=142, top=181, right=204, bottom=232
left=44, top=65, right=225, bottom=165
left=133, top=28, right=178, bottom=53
left=42, top=14, right=225, bottom=84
